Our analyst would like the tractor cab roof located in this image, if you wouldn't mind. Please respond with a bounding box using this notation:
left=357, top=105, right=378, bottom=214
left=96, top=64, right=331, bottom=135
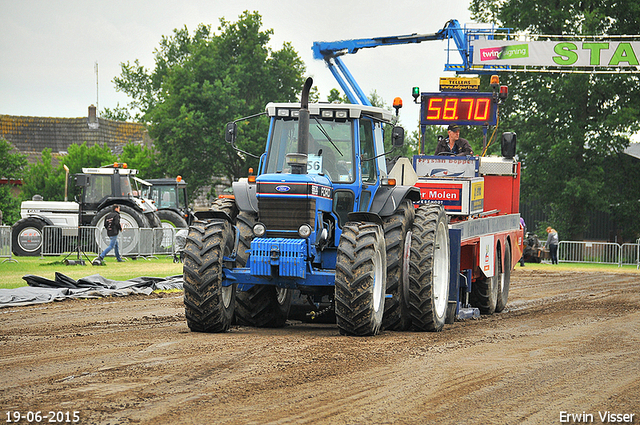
left=81, top=167, right=138, bottom=176
left=145, top=178, right=188, bottom=187
left=266, top=102, right=394, bottom=122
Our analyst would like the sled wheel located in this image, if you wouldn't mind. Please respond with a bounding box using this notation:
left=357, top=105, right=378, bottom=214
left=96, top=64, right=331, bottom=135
left=471, top=244, right=500, bottom=315
left=496, top=243, right=511, bottom=313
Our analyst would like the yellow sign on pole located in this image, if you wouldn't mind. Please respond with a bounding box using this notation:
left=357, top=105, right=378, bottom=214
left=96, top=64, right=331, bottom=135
left=439, top=77, right=481, bottom=91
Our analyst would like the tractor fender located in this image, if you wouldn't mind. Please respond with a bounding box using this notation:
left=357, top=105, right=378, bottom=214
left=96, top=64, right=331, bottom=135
left=370, top=185, right=420, bottom=217
left=15, top=215, right=54, bottom=227
left=232, top=179, right=258, bottom=214
left=194, top=210, right=234, bottom=223
left=347, top=211, right=384, bottom=226
left=96, top=198, right=143, bottom=213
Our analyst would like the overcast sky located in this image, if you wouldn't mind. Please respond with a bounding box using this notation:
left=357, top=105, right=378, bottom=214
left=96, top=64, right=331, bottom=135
left=0, top=0, right=474, bottom=132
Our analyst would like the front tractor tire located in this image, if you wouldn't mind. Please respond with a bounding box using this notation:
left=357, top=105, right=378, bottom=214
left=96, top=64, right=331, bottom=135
left=408, top=204, right=450, bottom=332
left=183, top=220, right=235, bottom=332
left=335, top=222, right=387, bottom=336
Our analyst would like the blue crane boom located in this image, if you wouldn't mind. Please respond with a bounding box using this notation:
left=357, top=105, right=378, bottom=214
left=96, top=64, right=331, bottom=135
left=312, top=19, right=508, bottom=105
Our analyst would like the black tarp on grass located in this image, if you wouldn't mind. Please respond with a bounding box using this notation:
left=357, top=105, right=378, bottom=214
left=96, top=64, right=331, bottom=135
left=0, top=273, right=183, bottom=307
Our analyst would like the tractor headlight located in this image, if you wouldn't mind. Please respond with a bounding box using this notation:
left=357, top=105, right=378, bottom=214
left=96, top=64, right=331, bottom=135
left=253, top=223, right=266, bottom=237
left=298, top=224, right=312, bottom=238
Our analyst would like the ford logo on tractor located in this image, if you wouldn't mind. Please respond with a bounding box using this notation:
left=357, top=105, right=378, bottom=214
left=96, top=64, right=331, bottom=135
left=275, top=185, right=291, bottom=192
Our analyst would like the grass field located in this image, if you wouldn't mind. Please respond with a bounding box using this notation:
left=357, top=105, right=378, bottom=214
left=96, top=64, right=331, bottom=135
left=0, top=255, right=184, bottom=289
left=1, top=254, right=638, bottom=290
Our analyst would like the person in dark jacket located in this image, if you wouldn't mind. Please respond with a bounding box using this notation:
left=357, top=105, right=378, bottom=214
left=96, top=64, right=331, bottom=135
left=435, top=124, right=474, bottom=156
left=93, top=205, right=125, bottom=265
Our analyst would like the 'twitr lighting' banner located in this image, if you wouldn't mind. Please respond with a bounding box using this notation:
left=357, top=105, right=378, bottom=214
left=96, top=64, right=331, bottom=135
left=472, top=39, right=640, bottom=68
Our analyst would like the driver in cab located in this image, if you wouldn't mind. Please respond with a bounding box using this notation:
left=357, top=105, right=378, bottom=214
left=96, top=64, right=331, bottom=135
left=435, top=124, right=474, bottom=156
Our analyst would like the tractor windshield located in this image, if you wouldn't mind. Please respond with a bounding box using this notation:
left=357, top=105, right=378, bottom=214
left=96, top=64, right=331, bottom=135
left=120, top=176, right=133, bottom=197
left=265, top=117, right=355, bottom=183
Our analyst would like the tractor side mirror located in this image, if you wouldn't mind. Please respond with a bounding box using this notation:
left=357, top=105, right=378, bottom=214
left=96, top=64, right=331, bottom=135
left=225, top=122, right=237, bottom=145
left=501, top=132, right=517, bottom=159
left=391, top=126, right=405, bottom=148
left=75, top=174, right=89, bottom=187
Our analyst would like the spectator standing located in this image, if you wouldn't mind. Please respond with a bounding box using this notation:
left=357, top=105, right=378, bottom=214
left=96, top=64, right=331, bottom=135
left=546, top=226, right=559, bottom=264
left=93, top=205, right=125, bottom=265
left=520, top=217, right=527, bottom=266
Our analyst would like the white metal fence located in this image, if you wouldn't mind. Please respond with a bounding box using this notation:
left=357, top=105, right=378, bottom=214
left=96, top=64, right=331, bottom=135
left=0, top=225, right=17, bottom=263
left=41, top=226, right=178, bottom=259
left=558, top=240, right=640, bottom=268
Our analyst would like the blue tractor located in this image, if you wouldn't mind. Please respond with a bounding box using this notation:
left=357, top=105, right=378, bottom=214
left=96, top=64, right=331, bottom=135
left=183, top=79, right=452, bottom=336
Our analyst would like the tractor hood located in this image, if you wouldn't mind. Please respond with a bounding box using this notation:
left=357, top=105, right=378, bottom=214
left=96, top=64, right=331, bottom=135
left=256, top=172, right=332, bottom=205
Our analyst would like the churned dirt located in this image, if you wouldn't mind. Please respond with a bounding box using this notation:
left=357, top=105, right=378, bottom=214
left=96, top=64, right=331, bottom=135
left=1, top=268, right=639, bottom=425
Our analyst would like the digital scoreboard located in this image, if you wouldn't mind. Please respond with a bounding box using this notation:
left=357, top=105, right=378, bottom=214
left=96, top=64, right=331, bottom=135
left=419, top=92, right=497, bottom=126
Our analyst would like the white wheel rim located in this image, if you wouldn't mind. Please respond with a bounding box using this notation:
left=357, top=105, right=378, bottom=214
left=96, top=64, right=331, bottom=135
left=222, top=285, right=232, bottom=308
left=18, top=227, right=42, bottom=252
left=94, top=211, right=141, bottom=255
left=433, top=220, right=449, bottom=317
left=372, top=247, right=384, bottom=313
left=160, top=221, right=175, bottom=248
left=276, top=287, right=288, bottom=305
left=221, top=242, right=233, bottom=309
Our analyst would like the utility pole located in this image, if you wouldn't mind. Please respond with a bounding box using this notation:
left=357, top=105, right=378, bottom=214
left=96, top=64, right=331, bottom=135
left=94, top=61, right=99, bottom=116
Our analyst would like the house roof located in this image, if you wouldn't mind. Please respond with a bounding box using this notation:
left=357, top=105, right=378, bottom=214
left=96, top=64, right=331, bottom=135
left=0, top=106, right=150, bottom=165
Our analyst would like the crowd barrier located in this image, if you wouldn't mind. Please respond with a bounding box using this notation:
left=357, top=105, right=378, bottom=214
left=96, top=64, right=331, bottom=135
left=0, top=225, right=17, bottom=263
left=558, top=240, right=640, bottom=268
left=41, top=226, right=178, bottom=259
left=6, top=223, right=640, bottom=270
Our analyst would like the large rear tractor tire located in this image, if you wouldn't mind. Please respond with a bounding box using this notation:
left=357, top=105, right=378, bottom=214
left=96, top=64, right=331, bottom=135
left=470, top=244, right=500, bottom=315
left=382, top=199, right=414, bottom=331
left=156, top=210, right=188, bottom=250
left=145, top=211, right=165, bottom=253
left=157, top=209, right=188, bottom=229
left=408, top=204, right=450, bottom=332
left=496, top=243, right=512, bottom=313
left=335, top=222, right=387, bottom=336
left=183, top=220, right=235, bottom=332
left=233, top=211, right=292, bottom=327
left=90, top=205, right=148, bottom=256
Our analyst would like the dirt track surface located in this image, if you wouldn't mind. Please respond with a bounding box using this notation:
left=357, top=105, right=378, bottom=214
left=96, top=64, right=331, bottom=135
left=1, top=268, right=639, bottom=425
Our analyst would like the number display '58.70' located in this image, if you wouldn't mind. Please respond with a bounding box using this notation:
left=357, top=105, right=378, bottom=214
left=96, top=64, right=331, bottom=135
left=420, top=92, right=498, bottom=126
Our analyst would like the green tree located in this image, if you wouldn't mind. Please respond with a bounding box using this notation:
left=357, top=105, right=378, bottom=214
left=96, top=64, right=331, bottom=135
left=101, top=103, right=134, bottom=122
left=21, top=143, right=116, bottom=202
left=118, top=142, right=163, bottom=179
left=113, top=11, right=306, bottom=196
left=471, top=0, right=640, bottom=240
left=0, top=139, right=27, bottom=225
left=20, top=149, right=65, bottom=202
left=327, top=88, right=347, bottom=103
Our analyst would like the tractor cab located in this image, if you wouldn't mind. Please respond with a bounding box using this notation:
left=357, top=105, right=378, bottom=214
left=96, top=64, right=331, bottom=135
left=230, top=102, right=405, bottom=254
